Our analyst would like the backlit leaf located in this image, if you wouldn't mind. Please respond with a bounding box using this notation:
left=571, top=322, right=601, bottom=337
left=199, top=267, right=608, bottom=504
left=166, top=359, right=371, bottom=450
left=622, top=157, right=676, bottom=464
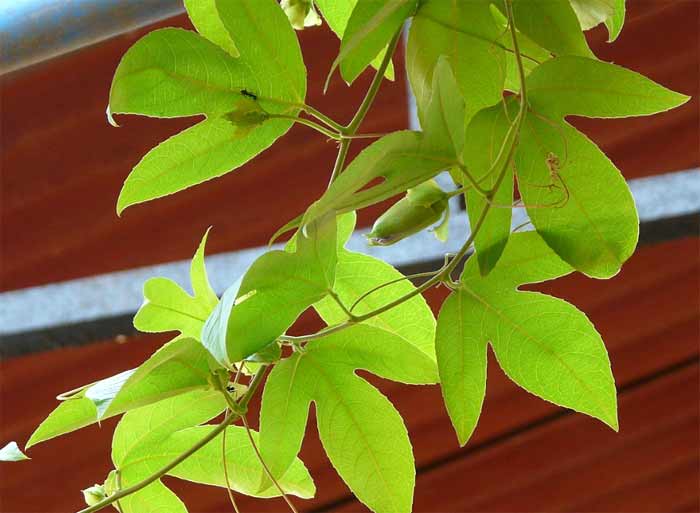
left=184, top=0, right=239, bottom=56
left=27, top=337, right=214, bottom=447
left=134, top=230, right=218, bottom=339
left=315, top=0, right=395, bottom=80
left=260, top=325, right=434, bottom=513
left=527, top=56, right=690, bottom=119
left=511, top=0, right=594, bottom=57
left=407, top=0, right=505, bottom=124
left=330, top=0, right=416, bottom=86
left=437, top=232, right=617, bottom=445
left=202, top=214, right=338, bottom=366
left=111, top=0, right=306, bottom=212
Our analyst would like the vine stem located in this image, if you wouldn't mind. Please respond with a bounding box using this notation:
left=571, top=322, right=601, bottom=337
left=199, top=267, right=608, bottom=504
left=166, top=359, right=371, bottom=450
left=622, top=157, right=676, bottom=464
left=281, top=0, right=528, bottom=345
left=327, top=28, right=402, bottom=186
left=75, top=367, right=269, bottom=513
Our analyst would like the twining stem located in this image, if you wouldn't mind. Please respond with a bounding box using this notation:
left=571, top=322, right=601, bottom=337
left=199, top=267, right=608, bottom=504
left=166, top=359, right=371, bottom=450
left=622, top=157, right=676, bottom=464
left=241, top=416, right=299, bottom=513
left=281, top=0, right=528, bottom=345
left=75, top=367, right=269, bottom=513
left=221, top=410, right=242, bottom=513
left=327, top=28, right=402, bottom=186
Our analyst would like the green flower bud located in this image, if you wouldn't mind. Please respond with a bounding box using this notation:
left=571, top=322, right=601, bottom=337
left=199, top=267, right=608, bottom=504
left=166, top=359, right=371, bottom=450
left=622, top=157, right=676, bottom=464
left=281, top=0, right=322, bottom=30
left=367, top=180, right=449, bottom=246
left=82, top=484, right=107, bottom=506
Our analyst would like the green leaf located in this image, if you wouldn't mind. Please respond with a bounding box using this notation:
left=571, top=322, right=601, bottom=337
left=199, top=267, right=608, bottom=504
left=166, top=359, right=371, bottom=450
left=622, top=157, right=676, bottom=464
left=116, top=481, right=188, bottom=513
left=184, top=0, right=239, bottom=56
left=511, top=0, right=594, bottom=57
left=422, top=58, right=466, bottom=159
left=106, top=391, right=225, bottom=511
left=111, top=0, right=306, bottom=213
left=462, top=102, right=515, bottom=275
left=569, top=0, right=625, bottom=41
left=109, top=28, right=249, bottom=118
left=27, top=337, right=214, bottom=448
left=0, top=441, right=29, bottom=462
left=306, top=131, right=449, bottom=221
left=517, top=57, right=687, bottom=277
left=604, top=0, right=625, bottom=42
left=260, top=325, right=432, bottom=513
left=407, top=0, right=505, bottom=124
left=527, top=56, right=691, bottom=119
left=134, top=230, right=218, bottom=339
left=437, top=232, right=618, bottom=445
left=146, top=425, right=315, bottom=498
left=330, top=0, right=416, bottom=86
left=435, top=292, right=488, bottom=446
left=315, top=0, right=395, bottom=80
left=202, top=214, right=338, bottom=366
left=517, top=112, right=638, bottom=278
left=113, top=389, right=227, bottom=478
left=489, top=7, right=553, bottom=92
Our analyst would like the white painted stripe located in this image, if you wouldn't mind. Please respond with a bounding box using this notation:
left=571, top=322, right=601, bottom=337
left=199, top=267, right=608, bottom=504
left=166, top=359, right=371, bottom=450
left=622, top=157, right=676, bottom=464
left=0, top=168, right=697, bottom=336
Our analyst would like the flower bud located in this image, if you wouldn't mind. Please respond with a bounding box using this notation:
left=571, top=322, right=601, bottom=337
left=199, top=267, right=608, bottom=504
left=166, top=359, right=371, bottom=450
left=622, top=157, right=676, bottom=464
left=367, top=180, right=449, bottom=246
left=281, top=0, right=322, bottom=30
left=82, top=484, right=107, bottom=506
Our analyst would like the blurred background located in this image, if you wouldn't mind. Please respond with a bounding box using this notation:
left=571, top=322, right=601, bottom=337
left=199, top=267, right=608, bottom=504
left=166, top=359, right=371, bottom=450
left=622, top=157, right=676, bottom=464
left=1, top=1, right=698, bottom=511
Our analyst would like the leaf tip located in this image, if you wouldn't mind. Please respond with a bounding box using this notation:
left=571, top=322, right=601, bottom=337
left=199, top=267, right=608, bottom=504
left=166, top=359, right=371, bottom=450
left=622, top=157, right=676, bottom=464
left=105, top=105, right=120, bottom=128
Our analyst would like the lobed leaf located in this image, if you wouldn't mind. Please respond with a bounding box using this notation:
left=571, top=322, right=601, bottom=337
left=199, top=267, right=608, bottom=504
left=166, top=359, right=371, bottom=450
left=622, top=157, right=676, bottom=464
left=527, top=56, right=690, bottom=120
left=154, top=425, right=316, bottom=498
left=260, top=327, right=429, bottom=513
left=511, top=0, right=594, bottom=58
left=27, top=337, right=214, bottom=448
left=202, top=214, right=338, bottom=366
left=315, top=0, right=395, bottom=80
left=437, top=232, right=618, bottom=445
left=134, top=230, right=218, bottom=339
left=462, top=102, right=515, bottom=276
left=111, top=0, right=307, bottom=212
left=407, top=0, right=505, bottom=124
left=184, top=0, right=239, bottom=56
left=330, top=0, right=416, bottom=86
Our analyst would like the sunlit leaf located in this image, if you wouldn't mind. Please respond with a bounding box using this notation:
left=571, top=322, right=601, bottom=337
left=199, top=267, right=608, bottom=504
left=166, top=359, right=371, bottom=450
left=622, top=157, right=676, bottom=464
left=184, top=0, right=239, bottom=56
left=202, top=214, right=338, bottom=366
left=134, top=230, right=219, bottom=339
left=260, top=324, right=435, bottom=513
left=462, top=102, right=515, bottom=275
left=329, top=0, right=416, bottom=86
left=527, top=56, right=690, bottom=119
left=437, top=232, right=617, bottom=445
left=511, top=0, right=594, bottom=57
left=315, top=0, right=395, bottom=80
left=111, top=0, right=307, bottom=212
left=408, top=0, right=505, bottom=124
left=148, top=425, right=315, bottom=498
left=27, top=337, right=214, bottom=447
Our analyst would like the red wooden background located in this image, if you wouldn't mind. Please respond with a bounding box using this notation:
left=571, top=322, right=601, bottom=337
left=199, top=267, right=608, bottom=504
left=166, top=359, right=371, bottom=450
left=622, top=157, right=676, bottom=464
left=1, top=1, right=698, bottom=512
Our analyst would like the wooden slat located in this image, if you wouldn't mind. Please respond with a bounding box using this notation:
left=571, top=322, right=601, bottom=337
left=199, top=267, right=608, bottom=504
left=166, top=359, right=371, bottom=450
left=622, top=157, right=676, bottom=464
left=1, top=0, right=698, bottom=291
left=1, top=237, right=697, bottom=512
left=368, top=364, right=700, bottom=513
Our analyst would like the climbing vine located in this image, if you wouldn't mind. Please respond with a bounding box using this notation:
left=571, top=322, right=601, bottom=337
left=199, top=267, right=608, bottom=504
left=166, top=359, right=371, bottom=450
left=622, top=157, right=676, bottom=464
left=2, top=1, right=689, bottom=513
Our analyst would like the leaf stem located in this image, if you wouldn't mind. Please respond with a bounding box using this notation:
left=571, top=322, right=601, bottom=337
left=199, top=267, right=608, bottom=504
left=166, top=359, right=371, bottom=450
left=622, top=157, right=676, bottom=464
left=269, top=114, right=341, bottom=140
left=74, top=367, right=269, bottom=513
left=327, top=28, right=402, bottom=186
left=279, top=1, right=528, bottom=344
